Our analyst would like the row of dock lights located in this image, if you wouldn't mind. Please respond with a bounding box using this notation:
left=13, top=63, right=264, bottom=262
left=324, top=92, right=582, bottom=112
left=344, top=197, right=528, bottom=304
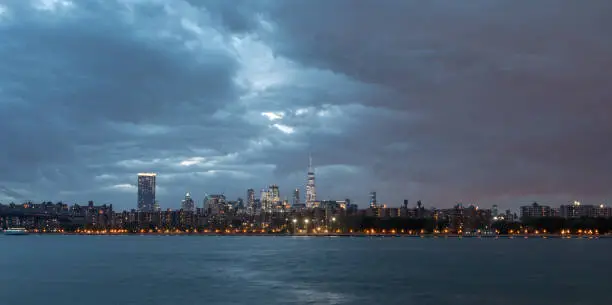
left=14, top=226, right=605, bottom=235
left=29, top=229, right=65, bottom=233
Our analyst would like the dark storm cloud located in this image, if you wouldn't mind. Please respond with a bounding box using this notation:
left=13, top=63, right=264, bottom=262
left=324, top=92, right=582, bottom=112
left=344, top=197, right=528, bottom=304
left=1, top=7, right=237, bottom=124
left=1, top=0, right=611, bottom=209
left=186, top=0, right=265, bottom=34
left=0, top=0, right=261, bottom=205
left=208, top=0, right=612, bottom=206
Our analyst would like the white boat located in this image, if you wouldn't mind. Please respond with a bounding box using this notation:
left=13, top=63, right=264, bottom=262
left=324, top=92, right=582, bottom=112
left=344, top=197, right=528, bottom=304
left=4, top=228, right=29, bottom=235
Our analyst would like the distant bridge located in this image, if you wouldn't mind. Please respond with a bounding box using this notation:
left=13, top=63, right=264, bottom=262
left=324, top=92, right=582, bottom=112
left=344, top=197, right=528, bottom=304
left=0, top=209, right=62, bottom=218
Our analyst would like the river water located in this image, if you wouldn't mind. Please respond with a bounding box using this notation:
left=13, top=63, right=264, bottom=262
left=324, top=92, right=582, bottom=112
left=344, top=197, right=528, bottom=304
left=0, top=235, right=609, bottom=305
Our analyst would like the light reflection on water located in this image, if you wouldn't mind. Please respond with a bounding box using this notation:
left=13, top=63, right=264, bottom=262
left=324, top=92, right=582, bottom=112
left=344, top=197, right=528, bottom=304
left=0, top=236, right=609, bottom=305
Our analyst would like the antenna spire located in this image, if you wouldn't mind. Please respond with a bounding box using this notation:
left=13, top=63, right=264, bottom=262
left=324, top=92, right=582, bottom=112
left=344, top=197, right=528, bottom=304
left=309, top=153, right=312, bottom=170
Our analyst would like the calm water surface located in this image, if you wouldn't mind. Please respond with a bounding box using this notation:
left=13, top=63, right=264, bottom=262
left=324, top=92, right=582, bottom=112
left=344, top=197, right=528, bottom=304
left=0, top=236, right=609, bottom=305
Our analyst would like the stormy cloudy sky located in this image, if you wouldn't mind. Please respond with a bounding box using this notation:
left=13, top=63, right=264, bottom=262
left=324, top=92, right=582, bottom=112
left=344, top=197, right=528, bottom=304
left=1, top=0, right=611, bottom=210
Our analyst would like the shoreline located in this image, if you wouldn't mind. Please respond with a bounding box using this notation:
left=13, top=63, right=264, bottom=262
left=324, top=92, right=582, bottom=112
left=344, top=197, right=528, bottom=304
left=5, top=232, right=611, bottom=238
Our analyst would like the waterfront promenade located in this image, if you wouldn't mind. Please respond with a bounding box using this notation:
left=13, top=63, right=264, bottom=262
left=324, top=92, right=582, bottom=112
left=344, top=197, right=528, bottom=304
left=5, top=231, right=610, bottom=239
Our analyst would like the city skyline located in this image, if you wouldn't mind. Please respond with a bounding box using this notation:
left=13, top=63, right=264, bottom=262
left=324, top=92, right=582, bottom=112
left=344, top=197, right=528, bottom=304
left=3, top=190, right=611, bottom=235
left=125, top=165, right=604, bottom=212
left=1, top=1, right=612, bottom=210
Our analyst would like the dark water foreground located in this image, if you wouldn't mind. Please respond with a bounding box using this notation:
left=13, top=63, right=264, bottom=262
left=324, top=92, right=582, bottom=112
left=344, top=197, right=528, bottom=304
left=0, top=235, right=609, bottom=305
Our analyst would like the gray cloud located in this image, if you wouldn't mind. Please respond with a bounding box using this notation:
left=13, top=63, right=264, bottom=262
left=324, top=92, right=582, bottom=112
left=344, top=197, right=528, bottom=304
left=1, top=0, right=611, bottom=209
left=234, top=0, right=612, bottom=206
left=0, top=184, right=25, bottom=201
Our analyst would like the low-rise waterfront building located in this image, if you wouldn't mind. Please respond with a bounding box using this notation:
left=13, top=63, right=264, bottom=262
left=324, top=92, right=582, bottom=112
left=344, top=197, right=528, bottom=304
left=520, top=202, right=552, bottom=218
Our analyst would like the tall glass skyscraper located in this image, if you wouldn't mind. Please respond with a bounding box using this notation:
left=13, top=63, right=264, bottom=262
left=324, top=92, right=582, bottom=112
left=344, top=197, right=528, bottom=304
left=137, top=173, right=156, bottom=212
left=369, top=191, right=377, bottom=208
left=292, top=188, right=300, bottom=206
left=306, top=155, right=316, bottom=208
left=247, top=189, right=255, bottom=214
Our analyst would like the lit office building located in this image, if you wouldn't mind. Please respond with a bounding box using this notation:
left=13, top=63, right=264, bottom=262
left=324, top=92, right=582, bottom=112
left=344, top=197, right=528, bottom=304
left=137, top=173, right=156, bottom=212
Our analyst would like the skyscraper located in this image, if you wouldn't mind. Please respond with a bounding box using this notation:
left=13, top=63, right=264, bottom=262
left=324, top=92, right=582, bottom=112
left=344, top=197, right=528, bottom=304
left=369, top=191, right=377, bottom=208
left=269, top=184, right=280, bottom=203
left=292, top=188, right=300, bottom=206
left=305, top=154, right=316, bottom=208
left=261, top=188, right=272, bottom=212
left=181, top=192, right=195, bottom=212
left=247, top=188, right=255, bottom=214
left=137, top=173, right=156, bottom=212
left=204, top=194, right=226, bottom=215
